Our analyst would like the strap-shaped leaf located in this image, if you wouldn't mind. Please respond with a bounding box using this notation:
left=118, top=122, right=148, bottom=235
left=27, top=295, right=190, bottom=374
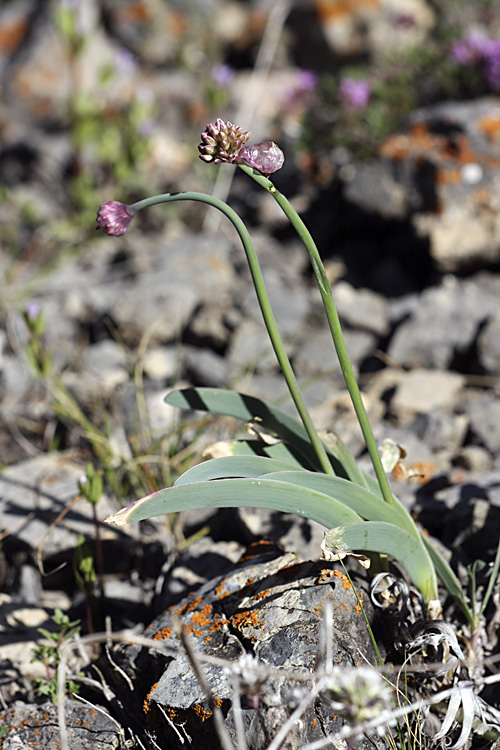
left=174, top=456, right=306, bottom=486
left=205, top=438, right=309, bottom=468
left=261, top=471, right=416, bottom=532
left=165, top=387, right=357, bottom=479
left=105, top=477, right=363, bottom=529
left=323, top=521, right=438, bottom=603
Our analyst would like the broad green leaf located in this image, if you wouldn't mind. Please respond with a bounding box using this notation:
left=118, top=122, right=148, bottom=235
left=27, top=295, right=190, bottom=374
left=105, top=477, right=363, bottom=529
left=205, top=438, right=310, bottom=468
left=261, top=471, right=415, bottom=532
left=165, top=387, right=354, bottom=479
left=323, top=521, right=438, bottom=604
left=320, top=431, right=370, bottom=490
left=174, top=456, right=306, bottom=486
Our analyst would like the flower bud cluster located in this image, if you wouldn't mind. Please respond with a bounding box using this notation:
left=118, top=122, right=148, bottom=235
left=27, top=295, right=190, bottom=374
left=198, top=119, right=250, bottom=164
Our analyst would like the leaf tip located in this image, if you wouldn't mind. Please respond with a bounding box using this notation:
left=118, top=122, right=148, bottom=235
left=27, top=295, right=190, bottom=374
left=104, top=510, right=130, bottom=527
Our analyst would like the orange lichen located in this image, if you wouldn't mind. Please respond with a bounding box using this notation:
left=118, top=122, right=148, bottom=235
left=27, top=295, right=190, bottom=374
left=215, top=580, right=230, bottom=599
left=191, top=604, right=213, bottom=628
left=317, top=568, right=336, bottom=585
left=477, top=115, right=500, bottom=140
left=332, top=570, right=351, bottom=589
left=143, top=682, right=159, bottom=714
left=192, top=704, right=213, bottom=721
left=187, top=596, right=203, bottom=613
left=231, top=610, right=262, bottom=630
left=253, top=589, right=271, bottom=601
left=152, top=627, right=172, bottom=641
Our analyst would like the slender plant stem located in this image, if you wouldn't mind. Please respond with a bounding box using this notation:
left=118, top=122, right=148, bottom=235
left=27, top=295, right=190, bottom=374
left=131, top=192, right=334, bottom=476
left=238, top=165, right=397, bottom=509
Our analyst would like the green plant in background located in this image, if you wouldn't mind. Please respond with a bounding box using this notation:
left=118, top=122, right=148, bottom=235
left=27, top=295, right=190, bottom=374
left=20, top=306, right=181, bottom=503
left=31, top=608, right=81, bottom=703
left=52, top=0, right=158, bottom=232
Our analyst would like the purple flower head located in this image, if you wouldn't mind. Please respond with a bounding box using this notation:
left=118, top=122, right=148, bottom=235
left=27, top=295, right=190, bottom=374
left=451, top=32, right=500, bottom=90
left=238, top=141, right=284, bottom=177
left=198, top=119, right=250, bottom=164
left=115, top=48, right=136, bottom=75
left=96, top=201, right=135, bottom=236
left=211, top=64, right=235, bottom=89
left=26, top=303, right=41, bottom=321
left=339, top=78, right=371, bottom=109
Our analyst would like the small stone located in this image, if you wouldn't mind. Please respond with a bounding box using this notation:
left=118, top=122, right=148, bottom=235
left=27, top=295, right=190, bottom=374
left=391, top=370, right=465, bottom=421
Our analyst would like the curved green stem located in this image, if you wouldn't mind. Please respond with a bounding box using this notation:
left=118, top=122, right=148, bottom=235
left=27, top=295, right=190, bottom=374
left=131, top=192, right=334, bottom=476
left=237, top=165, right=396, bottom=509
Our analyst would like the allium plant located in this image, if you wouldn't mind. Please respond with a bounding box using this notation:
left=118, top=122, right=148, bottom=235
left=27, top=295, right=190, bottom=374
left=98, top=123, right=500, bottom=745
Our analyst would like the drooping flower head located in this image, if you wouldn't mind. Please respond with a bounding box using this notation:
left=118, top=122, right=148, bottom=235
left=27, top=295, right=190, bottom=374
left=96, top=201, right=135, bottom=236
left=238, top=141, right=285, bottom=177
left=198, top=119, right=250, bottom=164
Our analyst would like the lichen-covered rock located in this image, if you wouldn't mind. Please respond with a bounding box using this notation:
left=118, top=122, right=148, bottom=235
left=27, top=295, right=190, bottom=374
left=0, top=700, right=124, bottom=750
left=107, top=542, right=386, bottom=749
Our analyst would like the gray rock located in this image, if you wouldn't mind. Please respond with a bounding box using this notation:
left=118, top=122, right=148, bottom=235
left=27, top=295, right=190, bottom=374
left=466, top=393, right=500, bottom=455
left=379, top=98, right=500, bottom=271
left=387, top=275, right=500, bottom=369
left=478, top=311, right=500, bottom=375
left=390, top=369, right=465, bottom=422
left=0, top=454, right=126, bottom=558
left=109, top=545, right=383, bottom=750
left=0, top=700, right=125, bottom=750
left=335, top=280, right=390, bottom=337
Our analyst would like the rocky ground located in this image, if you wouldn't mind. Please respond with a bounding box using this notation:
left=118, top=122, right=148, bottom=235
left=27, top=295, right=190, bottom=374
left=1, top=1, right=500, bottom=749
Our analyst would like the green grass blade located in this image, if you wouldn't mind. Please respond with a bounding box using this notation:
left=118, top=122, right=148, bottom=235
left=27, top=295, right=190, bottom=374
left=105, top=477, right=363, bottom=529
left=324, top=521, right=438, bottom=604
left=174, top=456, right=306, bottom=486
left=165, top=387, right=353, bottom=478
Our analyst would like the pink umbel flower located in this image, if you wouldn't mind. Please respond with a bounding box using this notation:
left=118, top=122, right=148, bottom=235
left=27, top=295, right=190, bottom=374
left=339, top=78, right=371, bottom=109
left=238, top=141, right=285, bottom=177
left=198, top=119, right=250, bottom=164
left=96, top=201, right=135, bottom=236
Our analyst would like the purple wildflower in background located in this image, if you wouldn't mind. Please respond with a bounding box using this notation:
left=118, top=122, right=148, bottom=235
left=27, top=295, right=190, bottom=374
left=238, top=142, right=284, bottom=177
left=451, top=31, right=500, bottom=90
left=115, top=48, right=136, bottom=75
left=211, top=64, right=235, bottom=89
left=339, top=78, right=371, bottom=109
left=96, top=201, right=135, bottom=236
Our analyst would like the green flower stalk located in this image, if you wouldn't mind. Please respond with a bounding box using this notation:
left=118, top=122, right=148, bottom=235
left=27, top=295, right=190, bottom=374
left=96, top=190, right=334, bottom=477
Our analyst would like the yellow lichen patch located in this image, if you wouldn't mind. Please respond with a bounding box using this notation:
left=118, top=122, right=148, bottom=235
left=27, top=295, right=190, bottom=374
left=152, top=626, right=172, bottom=641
